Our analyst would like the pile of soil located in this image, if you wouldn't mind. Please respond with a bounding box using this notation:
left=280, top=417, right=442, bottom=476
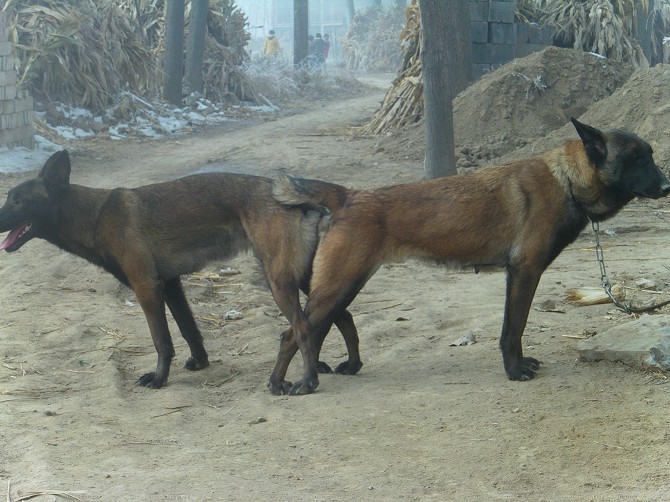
left=508, top=64, right=670, bottom=169
left=380, top=47, right=635, bottom=170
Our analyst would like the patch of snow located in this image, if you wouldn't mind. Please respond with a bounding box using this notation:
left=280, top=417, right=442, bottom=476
left=0, top=91, right=276, bottom=173
left=0, top=135, right=62, bottom=173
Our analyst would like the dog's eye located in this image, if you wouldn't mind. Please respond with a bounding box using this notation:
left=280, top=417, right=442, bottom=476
left=13, top=197, right=21, bottom=205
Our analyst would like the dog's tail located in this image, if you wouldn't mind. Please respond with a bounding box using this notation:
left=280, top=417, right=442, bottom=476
left=273, top=176, right=349, bottom=215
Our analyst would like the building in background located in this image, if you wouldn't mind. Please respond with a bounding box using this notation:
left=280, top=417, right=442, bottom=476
left=237, top=0, right=399, bottom=62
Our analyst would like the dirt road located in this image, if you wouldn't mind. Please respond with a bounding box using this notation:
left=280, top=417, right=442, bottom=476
left=1, top=76, right=670, bottom=501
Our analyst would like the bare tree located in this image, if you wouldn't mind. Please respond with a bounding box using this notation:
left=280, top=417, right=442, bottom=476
left=294, top=0, right=309, bottom=66
left=164, top=0, right=185, bottom=105
left=419, top=0, right=471, bottom=178
left=186, top=0, right=208, bottom=94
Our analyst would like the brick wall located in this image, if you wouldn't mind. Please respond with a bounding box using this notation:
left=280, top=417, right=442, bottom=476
left=0, top=9, right=33, bottom=149
left=470, top=0, right=554, bottom=79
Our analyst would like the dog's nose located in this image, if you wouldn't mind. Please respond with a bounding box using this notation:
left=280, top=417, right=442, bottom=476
left=662, top=181, right=670, bottom=197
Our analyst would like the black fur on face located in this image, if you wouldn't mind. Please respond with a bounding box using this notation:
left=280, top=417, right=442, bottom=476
left=0, top=150, right=71, bottom=252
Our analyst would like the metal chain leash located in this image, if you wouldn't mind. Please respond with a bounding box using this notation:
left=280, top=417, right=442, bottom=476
left=591, top=219, right=670, bottom=314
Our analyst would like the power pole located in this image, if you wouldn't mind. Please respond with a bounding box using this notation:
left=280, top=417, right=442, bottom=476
left=186, top=0, right=208, bottom=94
left=294, top=0, right=309, bottom=66
left=164, top=0, right=185, bottom=105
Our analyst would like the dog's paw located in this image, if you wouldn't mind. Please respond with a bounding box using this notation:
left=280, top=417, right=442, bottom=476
left=184, top=356, right=209, bottom=371
left=135, top=372, right=167, bottom=389
left=289, top=376, right=319, bottom=395
left=316, top=360, right=333, bottom=374
left=522, top=356, right=542, bottom=371
left=506, top=357, right=542, bottom=381
left=268, top=379, right=293, bottom=396
left=334, top=359, right=363, bottom=375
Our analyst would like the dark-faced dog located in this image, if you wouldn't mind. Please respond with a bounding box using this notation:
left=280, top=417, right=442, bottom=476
left=0, top=150, right=359, bottom=388
left=267, top=119, right=670, bottom=395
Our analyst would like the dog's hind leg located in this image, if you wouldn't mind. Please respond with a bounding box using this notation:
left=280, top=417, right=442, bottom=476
left=315, top=310, right=362, bottom=375
left=332, top=310, right=362, bottom=375
left=268, top=327, right=300, bottom=395
left=268, top=307, right=361, bottom=395
left=266, top=277, right=327, bottom=395
left=164, top=277, right=209, bottom=372
left=500, top=265, right=543, bottom=381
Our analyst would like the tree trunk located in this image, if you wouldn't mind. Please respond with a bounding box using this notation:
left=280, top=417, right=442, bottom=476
left=419, top=0, right=471, bottom=178
left=293, top=0, right=309, bottom=66
left=164, top=0, right=185, bottom=106
left=185, top=0, right=208, bottom=95
left=346, top=0, right=355, bottom=22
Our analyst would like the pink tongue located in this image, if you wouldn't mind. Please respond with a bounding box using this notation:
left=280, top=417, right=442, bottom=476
left=0, top=223, right=29, bottom=250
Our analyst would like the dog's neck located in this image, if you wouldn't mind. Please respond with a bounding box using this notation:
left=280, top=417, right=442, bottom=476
left=45, top=184, right=112, bottom=262
left=548, top=141, right=627, bottom=220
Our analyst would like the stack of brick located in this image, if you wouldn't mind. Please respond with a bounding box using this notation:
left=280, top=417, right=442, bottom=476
left=470, top=0, right=554, bottom=79
left=515, top=22, right=555, bottom=58
left=471, top=0, right=516, bottom=78
left=0, top=9, right=33, bottom=149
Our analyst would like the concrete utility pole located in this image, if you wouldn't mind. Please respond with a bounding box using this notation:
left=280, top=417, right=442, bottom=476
left=293, top=0, right=309, bottom=66
left=164, top=0, right=185, bottom=105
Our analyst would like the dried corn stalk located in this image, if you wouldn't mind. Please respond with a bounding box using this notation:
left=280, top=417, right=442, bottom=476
left=520, top=0, right=650, bottom=65
left=198, top=1, right=260, bottom=104
left=5, top=0, right=159, bottom=111
left=341, top=4, right=404, bottom=72
left=4, top=0, right=258, bottom=110
left=359, top=0, right=422, bottom=135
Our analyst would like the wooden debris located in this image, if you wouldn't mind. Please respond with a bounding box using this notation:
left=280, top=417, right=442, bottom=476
left=565, top=285, right=625, bottom=306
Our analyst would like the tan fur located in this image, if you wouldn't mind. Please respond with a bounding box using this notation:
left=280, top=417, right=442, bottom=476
left=267, top=121, right=670, bottom=395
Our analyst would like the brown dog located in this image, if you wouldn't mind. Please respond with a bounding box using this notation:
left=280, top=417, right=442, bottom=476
left=268, top=119, right=670, bottom=395
left=0, top=150, right=359, bottom=388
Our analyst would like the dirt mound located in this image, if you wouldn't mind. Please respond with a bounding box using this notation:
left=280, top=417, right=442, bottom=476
left=379, top=47, right=634, bottom=171
left=503, top=65, right=670, bottom=168
left=454, top=47, right=633, bottom=169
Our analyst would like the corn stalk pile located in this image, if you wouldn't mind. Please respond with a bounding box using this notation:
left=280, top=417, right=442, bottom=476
left=197, top=0, right=259, bottom=103
left=5, top=0, right=158, bottom=111
left=4, top=0, right=258, bottom=112
left=359, top=1, right=422, bottom=135
left=517, top=0, right=656, bottom=65
left=341, top=5, right=404, bottom=72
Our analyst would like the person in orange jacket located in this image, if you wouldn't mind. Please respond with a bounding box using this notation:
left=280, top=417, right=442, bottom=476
left=263, top=30, right=280, bottom=56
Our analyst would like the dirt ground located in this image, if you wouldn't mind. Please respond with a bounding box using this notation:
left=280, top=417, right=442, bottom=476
left=2, top=63, right=670, bottom=501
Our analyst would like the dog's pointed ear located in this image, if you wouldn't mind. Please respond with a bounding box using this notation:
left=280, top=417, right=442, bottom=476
left=571, top=118, right=607, bottom=165
left=39, top=150, right=71, bottom=189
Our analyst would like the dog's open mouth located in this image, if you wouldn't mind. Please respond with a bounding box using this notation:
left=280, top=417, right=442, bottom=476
left=0, top=222, right=32, bottom=252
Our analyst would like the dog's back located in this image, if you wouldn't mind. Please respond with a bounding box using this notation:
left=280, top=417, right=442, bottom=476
left=268, top=120, right=670, bottom=395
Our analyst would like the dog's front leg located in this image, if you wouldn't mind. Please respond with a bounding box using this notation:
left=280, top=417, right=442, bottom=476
left=134, top=283, right=174, bottom=388
left=164, top=277, right=209, bottom=372
left=500, top=265, right=543, bottom=381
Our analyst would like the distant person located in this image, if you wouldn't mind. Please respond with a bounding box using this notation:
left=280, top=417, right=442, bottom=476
left=263, top=29, right=280, bottom=56
left=310, top=33, right=326, bottom=65
left=323, top=34, right=331, bottom=60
